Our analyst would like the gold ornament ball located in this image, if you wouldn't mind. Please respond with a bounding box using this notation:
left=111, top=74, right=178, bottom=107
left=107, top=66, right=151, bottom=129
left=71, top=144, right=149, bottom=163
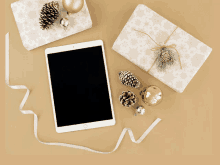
left=60, top=17, right=69, bottom=28
left=135, top=106, right=145, bottom=116
left=62, top=0, right=84, bottom=14
left=140, top=85, right=163, bottom=106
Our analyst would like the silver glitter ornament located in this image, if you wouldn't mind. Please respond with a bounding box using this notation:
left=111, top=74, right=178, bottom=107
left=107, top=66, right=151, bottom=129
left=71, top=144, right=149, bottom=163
left=60, top=17, right=69, bottom=28
left=134, top=106, right=145, bottom=116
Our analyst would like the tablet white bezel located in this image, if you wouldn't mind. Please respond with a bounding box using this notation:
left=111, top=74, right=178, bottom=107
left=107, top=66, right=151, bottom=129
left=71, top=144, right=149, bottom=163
left=45, top=40, right=116, bottom=133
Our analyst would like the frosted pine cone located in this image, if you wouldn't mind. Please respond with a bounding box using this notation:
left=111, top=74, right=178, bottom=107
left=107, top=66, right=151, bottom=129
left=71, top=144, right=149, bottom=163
left=157, top=47, right=175, bottom=70
left=119, top=71, right=140, bottom=88
left=119, top=91, right=137, bottom=107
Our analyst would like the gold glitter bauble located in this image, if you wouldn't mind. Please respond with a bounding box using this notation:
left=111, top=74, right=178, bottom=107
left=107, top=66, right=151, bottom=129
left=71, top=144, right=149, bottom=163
left=140, top=85, right=163, bottom=106
left=62, top=0, right=84, bottom=14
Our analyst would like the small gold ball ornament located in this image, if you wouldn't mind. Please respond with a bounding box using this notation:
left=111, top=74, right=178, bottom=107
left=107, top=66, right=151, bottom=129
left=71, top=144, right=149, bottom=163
left=140, top=85, right=163, bottom=106
left=60, top=17, right=69, bottom=28
left=134, top=106, right=145, bottom=116
left=62, top=0, right=84, bottom=14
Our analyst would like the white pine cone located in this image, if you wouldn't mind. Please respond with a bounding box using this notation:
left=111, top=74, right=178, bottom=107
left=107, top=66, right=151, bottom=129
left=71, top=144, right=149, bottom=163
left=119, top=91, right=137, bottom=107
left=119, top=71, right=140, bottom=88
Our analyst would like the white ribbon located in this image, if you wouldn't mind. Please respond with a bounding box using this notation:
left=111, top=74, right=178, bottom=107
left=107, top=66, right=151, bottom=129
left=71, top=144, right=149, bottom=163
left=5, top=33, right=162, bottom=154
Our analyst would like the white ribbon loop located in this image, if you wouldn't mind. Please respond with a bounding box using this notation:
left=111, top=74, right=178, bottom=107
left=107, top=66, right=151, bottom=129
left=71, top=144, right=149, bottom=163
left=5, top=32, right=161, bottom=154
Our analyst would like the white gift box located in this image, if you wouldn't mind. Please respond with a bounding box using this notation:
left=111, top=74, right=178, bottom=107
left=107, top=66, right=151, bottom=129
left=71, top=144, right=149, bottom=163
left=11, top=0, right=92, bottom=51
left=112, top=4, right=212, bottom=93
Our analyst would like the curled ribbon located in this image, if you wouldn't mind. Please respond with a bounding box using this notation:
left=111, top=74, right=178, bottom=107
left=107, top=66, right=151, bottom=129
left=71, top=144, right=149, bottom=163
left=5, top=33, right=161, bottom=154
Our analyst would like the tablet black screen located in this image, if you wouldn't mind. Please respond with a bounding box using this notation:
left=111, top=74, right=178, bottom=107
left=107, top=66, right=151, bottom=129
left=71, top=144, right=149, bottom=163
left=47, top=46, right=113, bottom=127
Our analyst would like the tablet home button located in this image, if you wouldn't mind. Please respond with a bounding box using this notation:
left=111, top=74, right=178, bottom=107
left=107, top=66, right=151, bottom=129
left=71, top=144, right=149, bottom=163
left=83, top=124, right=88, bottom=128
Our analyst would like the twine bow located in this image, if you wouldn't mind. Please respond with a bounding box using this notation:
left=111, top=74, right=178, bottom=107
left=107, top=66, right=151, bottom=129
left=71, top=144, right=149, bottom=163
left=133, top=27, right=182, bottom=73
left=151, top=44, right=177, bottom=51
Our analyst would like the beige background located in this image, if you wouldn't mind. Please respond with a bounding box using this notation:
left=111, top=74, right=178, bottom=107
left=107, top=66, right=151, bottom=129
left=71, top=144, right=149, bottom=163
left=2, top=0, right=220, bottom=164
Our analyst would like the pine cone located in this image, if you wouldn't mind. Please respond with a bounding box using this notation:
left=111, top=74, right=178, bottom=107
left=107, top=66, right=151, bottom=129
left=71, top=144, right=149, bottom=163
left=119, top=91, right=137, bottom=107
left=119, top=71, right=140, bottom=88
left=39, top=1, right=60, bottom=30
left=157, top=47, right=175, bottom=70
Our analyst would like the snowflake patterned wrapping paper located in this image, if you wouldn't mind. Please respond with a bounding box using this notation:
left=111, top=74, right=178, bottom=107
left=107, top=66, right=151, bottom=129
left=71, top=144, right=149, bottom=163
left=112, top=4, right=212, bottom=93
left=11, top=0, right=92, bottom=51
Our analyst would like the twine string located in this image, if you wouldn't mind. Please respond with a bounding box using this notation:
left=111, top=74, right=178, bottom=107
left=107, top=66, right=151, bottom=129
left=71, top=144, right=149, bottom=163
left=164, top=26, right=178, bottom=44
left=147, top=57, right=158, bottom=74
left=133, top=26, right=182, bottom=72
left=173, top=48, right=182, bottom=69
left=151, top=44, right=177, bottom=51
left=132, top=28, right=161, bottom=47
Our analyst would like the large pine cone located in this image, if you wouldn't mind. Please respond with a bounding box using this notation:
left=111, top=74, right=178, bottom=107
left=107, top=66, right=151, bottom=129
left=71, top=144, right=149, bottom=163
left=39, top=1, right=60, bottom=30
left=119, top=71, right=140, bottom=88
left=119, top=91, right=137, bottom=107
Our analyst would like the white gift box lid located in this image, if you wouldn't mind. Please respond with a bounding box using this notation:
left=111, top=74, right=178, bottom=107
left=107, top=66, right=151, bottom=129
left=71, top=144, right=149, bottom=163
left=112, top=4, right=212, bottom=93
left=11, top=0, right=92, bottom=51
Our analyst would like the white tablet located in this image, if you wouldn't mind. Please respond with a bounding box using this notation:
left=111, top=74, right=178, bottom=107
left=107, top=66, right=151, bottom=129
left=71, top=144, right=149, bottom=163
left=45, top=40, right=116, bottom=133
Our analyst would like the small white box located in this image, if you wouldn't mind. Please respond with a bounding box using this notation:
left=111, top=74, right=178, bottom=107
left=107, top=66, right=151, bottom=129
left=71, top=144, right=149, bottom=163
left=11, top=0, right=92, bottom=51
